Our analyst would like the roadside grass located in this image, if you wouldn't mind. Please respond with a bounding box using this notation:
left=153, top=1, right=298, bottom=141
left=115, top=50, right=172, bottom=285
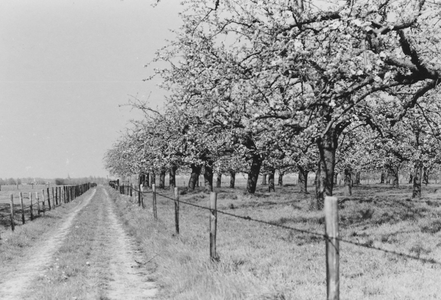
left=110, top=183, right=441, bottom=300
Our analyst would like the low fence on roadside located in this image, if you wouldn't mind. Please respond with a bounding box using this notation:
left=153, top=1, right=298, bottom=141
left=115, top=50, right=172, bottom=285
left=110, top=183, right=441, bottom=300
left=0, top=183, right=95, bottom=232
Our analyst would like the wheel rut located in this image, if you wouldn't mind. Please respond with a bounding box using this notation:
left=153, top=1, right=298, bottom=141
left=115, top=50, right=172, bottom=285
left=0, top=187, right=157, bottom=299
left=0, top=189, right=96, bottom=299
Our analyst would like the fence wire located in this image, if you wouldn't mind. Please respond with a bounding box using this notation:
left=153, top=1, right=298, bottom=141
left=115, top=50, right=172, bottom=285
left=110, top=184, right=441, bottom=265
left=150, top=190, right=441, bottom=266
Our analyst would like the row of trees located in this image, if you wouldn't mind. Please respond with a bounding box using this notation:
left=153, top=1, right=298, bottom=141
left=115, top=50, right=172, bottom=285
left=105, top=0, right=441, bottom=209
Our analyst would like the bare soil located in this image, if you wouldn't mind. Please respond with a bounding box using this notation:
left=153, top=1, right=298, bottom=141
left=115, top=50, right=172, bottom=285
left=0, top=186, right=157, bottom=300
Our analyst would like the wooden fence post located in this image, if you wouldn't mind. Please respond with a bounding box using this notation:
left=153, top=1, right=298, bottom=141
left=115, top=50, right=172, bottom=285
left=20, top=192, right=25, bottom=224
left=58, top=187, right=61, bottom=205
left=53, top=187, right=57, bottom=207
left=36, top=192, right=40, bottom=217
left=138, top=183, right=142, bottom=206
left=209, top=192, right=219, bottom=261
left=141, top=185, right=145, bottom=209
left=174, top=187, right=179, bottom=235
left=152, top=184, right=157, bottom=220
left=29, top=192, right=33, bottom=220
left=325, top=196, right=339, bottom=300
left=10, top=194, right=15, bottom=231
left=47, top=188, right=52, bottom=210
left=42, top=189, right=46, bottom=214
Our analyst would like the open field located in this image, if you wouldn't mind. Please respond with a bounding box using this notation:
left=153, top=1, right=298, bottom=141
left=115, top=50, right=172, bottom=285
left=111, top=183, right=441, bottom=300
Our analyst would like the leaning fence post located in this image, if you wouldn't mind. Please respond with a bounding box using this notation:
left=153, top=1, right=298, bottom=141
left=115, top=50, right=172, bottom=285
left=36, top=192, right=40, bottom=217
left=29, top=192, right=34, bottom=220
left=152, top=184, right=157, bottom=220
left=325, top=196, right=339, bottom=300
left=209, top=192, right=218, bottom=261
left=10, top=194, right=15, bottom=231
left=174, top=187, right=179, bottom=235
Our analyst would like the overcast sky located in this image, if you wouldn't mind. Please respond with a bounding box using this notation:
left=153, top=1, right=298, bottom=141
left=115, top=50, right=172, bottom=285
left=0, top=0, right=182, bottom=179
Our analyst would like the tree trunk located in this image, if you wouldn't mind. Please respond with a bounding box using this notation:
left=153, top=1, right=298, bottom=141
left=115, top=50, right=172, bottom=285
left=268, top=168, right=276, bottom=192
left=261, top=174, right=267, bottom=185
left=169, top=164, right=178, bottom=189
left=298, top=165, right=309, bottom=194
left=159, top=170, right=166, bottom=189
left=380, top=171, right=385, bottom=184
left=216, top=173, right=222, bottom=188
left=150, top=173, right=156, bottom=188
left=188, top=164, right=201, bottom=190
left=344, top=168, right=352, bottom=196
left=409, top=173, right=413, bottom=184
left=204, top=161, right=214, bottom=192
left=229, top=171, right=236, bottom=188
left=390, top=167, right=399, bottom=187
left=140, top=173, right=149, bottom=187
left=354, top=171, right=361, bottom=185
left=423, top=166, right=429, bottom=185
left=314, top=129, right=337, bottom=210
left=278, top=171, right=284, bottom=186
left=247, top=154, right=262, bottom=194
left=412, top=160, right=423, bottom=198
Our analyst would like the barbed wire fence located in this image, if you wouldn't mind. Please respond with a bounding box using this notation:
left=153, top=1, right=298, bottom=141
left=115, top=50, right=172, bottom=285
left=0, top=183, right=94, bottom=234
left=111, top=183, right=441, bottom=300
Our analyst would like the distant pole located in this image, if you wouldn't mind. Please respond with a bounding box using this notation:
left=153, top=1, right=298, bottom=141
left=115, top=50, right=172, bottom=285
left=209, top=192, right=218, bottom=262
left=174, top=187, right=179, bottom=234
left=325, top=196, right=339, bottom=300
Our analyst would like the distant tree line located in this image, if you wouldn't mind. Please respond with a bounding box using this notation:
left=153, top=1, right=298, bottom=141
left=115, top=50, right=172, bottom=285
left=0, top=176, right=107, bottom=186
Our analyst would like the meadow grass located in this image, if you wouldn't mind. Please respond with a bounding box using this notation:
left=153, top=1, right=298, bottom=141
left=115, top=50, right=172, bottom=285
left=110, top=183, right=441, bottom=300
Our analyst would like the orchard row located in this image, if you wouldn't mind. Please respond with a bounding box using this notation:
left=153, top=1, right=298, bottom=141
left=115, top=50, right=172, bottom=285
left=105, top=0, right=441, bottom=209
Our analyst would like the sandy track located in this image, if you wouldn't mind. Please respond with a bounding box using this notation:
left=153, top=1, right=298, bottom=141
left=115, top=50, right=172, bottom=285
left=0, top=189, right=96, bottom=299
left=93, top=188, right=157, bottom=299
left=0, top=187, right=157, bottom=299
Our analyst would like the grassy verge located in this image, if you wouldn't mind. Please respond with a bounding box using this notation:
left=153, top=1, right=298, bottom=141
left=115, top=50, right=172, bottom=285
left=0, top=194, right=87, bottom=268
left=110, top=184, right=441, bottom=300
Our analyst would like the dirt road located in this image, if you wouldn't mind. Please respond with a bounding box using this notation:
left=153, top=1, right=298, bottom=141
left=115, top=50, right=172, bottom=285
left=0, top=186, right=157, bottom=300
